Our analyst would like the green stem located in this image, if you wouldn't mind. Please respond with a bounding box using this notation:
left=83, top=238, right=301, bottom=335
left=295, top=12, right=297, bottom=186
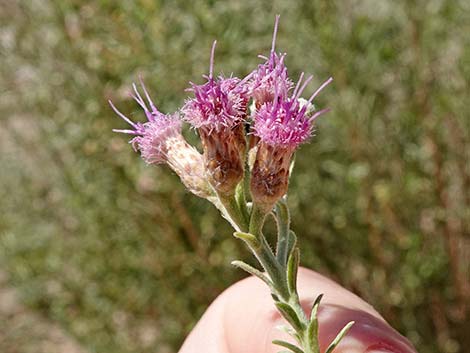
left=248, top=203, right=289, bottom=299
left=234, top=200, right=353, bottom=353
left=219, top=193, right=249, bottom=232
left=248, top=203, right=267, bottom=236
left=258, top=236, right=289, bottom=299
left=237, top=132, right=251, bottom=227
left=249, top=202, right=320, bottom=352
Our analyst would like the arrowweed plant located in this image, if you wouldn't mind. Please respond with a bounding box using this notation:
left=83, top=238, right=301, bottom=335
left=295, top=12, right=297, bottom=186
left=110, top=16, right=353, bottom=353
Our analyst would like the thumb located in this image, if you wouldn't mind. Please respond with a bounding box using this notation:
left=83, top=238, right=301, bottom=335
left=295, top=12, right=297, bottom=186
left=179, top=267, right=418, bottom=353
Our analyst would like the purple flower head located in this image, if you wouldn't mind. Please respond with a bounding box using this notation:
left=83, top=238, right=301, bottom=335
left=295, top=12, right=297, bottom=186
left=182, top=41, right=249, bottom=131
left=110, top=80, right=182, bottom=164
left=247, top=15, right=293, bottom=107
left=181, top=41, right=248, bottom=195
left=110, top=81, right=213, bottom=198
left=252, top=75, right=333, bottom=149
left=250, top=75, right=333, bottom=210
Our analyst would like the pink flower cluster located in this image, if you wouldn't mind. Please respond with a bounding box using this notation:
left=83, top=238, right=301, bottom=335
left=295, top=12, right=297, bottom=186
left=110, top=16, right=332, bottom=204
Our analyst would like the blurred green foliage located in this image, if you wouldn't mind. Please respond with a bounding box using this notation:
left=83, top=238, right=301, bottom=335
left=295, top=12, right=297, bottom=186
left=0, top=1, right=469, bottom=352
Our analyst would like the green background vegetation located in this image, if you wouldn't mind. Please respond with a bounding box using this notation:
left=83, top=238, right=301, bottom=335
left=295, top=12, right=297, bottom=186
left=1, top=1, right=469, bottom=352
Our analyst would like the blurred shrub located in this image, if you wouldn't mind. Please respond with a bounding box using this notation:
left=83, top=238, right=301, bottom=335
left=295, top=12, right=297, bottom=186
left=0, top=1, right=468, bottom=352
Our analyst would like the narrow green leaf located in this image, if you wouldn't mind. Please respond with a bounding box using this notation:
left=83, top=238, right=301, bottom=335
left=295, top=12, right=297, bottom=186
left=235, top=181, right=244, bottom=205
left=289, top=154, right=296, bottom=177
left=235, top=182, right=249, bottom=223
left=274, top=200, right=290, bottom=265
left=275, top=302, right=303, bottom=331
left=285, top=231, right=297, bottom=260
left=307, top=294, right=324, bottom=348
left=233, top=231, right=260, bottom=249
left=272, top=340, right=304, bottom=353
left=310, top=294, right=323, bottom=322
left=286, top=247, right=299, bottom=294
left=231, top=260, right=272, bottom=287
left=325, top=321, right=355, bottom=353
left=307, top=318, right=318, bottom=349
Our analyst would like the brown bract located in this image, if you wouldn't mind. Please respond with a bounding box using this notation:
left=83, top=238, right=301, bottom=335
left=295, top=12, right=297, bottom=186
left=250, top=142, right=293, bottom=211
left=200, top=124, right=246, bottom=195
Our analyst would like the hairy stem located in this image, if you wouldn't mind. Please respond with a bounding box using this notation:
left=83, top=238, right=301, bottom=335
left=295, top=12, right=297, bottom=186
left=219, top=192, right=249, bottom=232
left=233, top=200, right=353, bottom=353
left=249, top=204, right=289, bottom=299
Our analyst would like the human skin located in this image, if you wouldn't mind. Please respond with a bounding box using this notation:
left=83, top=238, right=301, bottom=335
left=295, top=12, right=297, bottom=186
left=179, top=268, right=418, bottom=353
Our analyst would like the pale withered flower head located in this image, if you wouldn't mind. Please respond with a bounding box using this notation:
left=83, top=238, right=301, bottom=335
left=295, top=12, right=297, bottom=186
left=182, top=41, right=249, bottom=195
left=110, top=81, right=212, bottom=199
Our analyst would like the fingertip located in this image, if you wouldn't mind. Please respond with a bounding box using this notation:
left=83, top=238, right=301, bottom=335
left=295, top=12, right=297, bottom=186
left=223, top=269, right=418, bottom=353
left=178, top=292, right=231, bottom=353
left=179, top=269, right=418, bottom=353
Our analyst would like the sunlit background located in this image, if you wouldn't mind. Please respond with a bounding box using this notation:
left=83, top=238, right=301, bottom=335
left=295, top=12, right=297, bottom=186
left=1, top=1, right=469, bottom=352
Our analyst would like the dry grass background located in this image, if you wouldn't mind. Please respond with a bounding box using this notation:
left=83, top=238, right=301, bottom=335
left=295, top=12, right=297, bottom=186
left=0, top=1, right=469, bottom=352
